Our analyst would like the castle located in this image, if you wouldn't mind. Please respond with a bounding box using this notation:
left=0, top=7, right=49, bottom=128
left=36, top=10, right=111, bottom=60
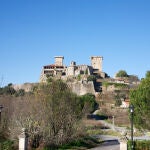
left=39, top=56, right=106, bottom=82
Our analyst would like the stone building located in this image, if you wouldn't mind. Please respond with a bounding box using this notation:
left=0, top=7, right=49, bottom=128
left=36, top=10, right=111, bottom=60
left=40, top=56, right=66, bottom=82
left=40, top=56, right=106, bottom=82
left=66, top=61, right=93, bottom=76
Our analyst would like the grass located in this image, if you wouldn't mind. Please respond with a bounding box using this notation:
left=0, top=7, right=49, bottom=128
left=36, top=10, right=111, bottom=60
left=86, top=127, right=121, bottom=137
left=44, top=137, right=101, bottom=150
left=0, top=133, right=18, bottom=150
left=58, top=137, right=100, bottom=150
left=0, top=139, right=14, bottom=150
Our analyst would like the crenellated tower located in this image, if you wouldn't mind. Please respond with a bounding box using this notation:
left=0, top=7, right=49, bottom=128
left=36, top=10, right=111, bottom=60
left=54, top=56, right=64, bottom=66
left=91, top=56, right=103, bottom=72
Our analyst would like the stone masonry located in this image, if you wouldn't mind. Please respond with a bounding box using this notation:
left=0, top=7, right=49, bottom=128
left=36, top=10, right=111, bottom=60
left=39, top=56, right=105, bottom=82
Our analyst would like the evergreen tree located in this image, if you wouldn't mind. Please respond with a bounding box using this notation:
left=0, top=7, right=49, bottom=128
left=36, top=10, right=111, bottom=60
left=130, top=71, right=150, bottom=130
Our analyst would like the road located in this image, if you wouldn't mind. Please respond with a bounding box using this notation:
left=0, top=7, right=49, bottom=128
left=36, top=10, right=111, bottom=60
left=89, top=134, right=150, bottom=150
left=89, top=141, right=119, bottom=150
left=88, top=111, right=150, bottom=150
left=89, top=135, right=120, bottom=150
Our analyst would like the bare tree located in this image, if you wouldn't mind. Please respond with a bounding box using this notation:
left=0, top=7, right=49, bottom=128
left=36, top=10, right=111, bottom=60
left=7, top=80, right=83, bottom=149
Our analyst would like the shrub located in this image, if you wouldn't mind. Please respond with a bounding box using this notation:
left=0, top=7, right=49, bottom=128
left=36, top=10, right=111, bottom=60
left=79, top=93, right=97, bottom=114
left=87, top=75, right=96, bottom=82
left=116, top=70, right=128, bottom=77
left=0, top=140, right=14, bottom=150
left=128, top=140, right=150, bottom=150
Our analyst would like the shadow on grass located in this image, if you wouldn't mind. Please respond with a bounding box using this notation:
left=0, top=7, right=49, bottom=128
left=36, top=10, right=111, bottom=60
left=87, top=114, right=108, bottom=120
left=101, top=139, right=119, bottom=146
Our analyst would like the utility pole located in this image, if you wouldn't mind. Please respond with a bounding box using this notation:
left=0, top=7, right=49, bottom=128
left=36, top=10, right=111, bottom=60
left=130, top=104, right=134, bottom=150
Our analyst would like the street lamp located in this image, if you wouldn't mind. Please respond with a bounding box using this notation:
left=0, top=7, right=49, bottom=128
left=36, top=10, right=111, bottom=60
left=129, top=104, right=134, bottom=150
left=0, top=104, right=4, bottom=124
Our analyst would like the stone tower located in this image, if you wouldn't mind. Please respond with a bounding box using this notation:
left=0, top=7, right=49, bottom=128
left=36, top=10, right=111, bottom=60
left=54, top=56, right=64, bottom=66
left=66, top=61, right=76, bottom=76
left=91, top=56, right=103, bottom=71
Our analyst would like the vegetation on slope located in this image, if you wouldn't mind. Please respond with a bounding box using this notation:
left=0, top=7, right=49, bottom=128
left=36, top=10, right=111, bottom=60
left=130, top=71, right=150, bottom=130
left=0, top=79, right=98, bottom=149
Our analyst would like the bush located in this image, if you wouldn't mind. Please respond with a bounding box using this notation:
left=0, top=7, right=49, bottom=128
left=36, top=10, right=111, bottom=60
left=87, top=75, right=96, bottom=82
left=116, top=70, right=128, bottom=77
left=0, top=140, right=14, bottom=150
left=77, top=74, right=81, bottom=81
left=79, top=93, right=97, bottom=114
left=102, top=81, right=128, bottom=89
left=128, top=140, right=150, bottom=150
left=57, top=137, right=99, bottom=149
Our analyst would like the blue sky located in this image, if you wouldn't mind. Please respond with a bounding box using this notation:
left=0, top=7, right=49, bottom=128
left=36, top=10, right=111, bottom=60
left=0, top=0, right=150, bottom=86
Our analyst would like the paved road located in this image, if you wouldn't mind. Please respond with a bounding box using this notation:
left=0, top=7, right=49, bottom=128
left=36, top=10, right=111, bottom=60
left=93, top=135, right=119, bottom=140
left=89, top=135, right=150, bottom=150
left=89, top=111, right=150, bottom=150
left=89, top=140, right=120, bottom=150
left=89, top=135, right=120, bottom=150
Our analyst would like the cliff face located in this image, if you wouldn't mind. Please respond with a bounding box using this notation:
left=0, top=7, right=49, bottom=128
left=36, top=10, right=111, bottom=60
left=67, top=81, right=95, bottom=96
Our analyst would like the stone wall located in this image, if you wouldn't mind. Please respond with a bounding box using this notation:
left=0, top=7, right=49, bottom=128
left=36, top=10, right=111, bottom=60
left=102, top=85, right=116, bottom=92
left=12, top=83, right=38, bottom=92
left=12, top=81, right=95, bottom=96
left=67, top=81, right=95, bottom=95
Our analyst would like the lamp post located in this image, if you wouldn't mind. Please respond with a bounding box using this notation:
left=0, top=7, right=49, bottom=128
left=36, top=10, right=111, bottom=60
left=130, top=104, right=134, bottom=150
left=0, top=104, right=4, bottom=124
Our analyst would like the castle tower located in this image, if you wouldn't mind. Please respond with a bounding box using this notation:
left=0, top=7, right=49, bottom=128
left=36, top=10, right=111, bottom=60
left=71, top=61, right=76, bottom=66
left=91, top=56, right=103, bottom=72
left=54, top=56, right=64, bottom=66
left=66, top=61, right=76, bottom=76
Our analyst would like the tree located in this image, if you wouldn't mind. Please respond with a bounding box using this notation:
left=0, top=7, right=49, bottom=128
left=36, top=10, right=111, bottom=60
left=77, top=74, right=81, bottom=81
left=115, top=70, right=128, bottom=77
left=36, top=80, right=82, bottom=146
left=145, top=70, right=150, bottom=78
left=15, top=89, right=25, bottom=97
left=85, top=69, right=88, bottom=75
left=79, top=93, right=97, bottom=114
left=130, top=72, right=150, bottom=130
left=0, top=84, right=16, bottom=95
left=8, top=80, right=83, bottom=149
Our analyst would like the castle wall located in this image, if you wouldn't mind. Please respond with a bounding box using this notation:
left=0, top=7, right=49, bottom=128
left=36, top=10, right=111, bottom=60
left=12, top=83, right=38, bottom=92
left=67, top=81, right=95, bottom=95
